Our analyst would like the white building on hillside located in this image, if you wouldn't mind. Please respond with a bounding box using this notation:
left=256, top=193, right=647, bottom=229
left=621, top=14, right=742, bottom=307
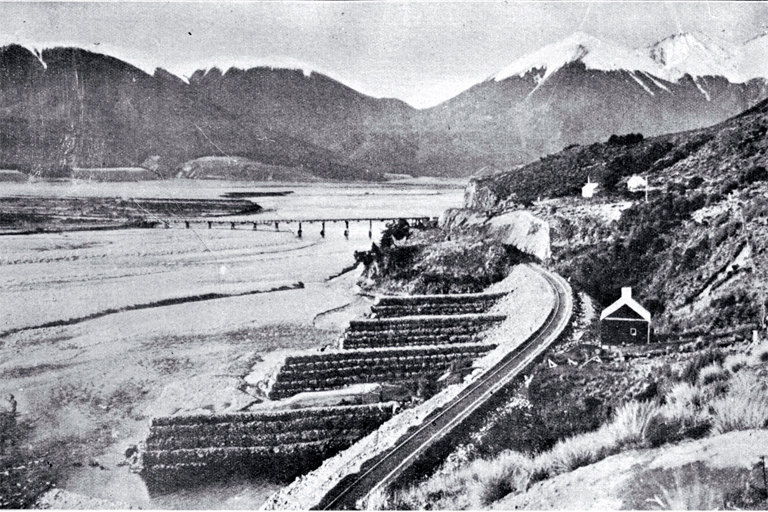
left=582, top=177, right=599, bottom=198
left=627, top=175, right=648, bottom=193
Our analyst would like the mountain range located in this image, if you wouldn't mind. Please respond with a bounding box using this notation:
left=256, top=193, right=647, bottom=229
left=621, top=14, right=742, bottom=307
left=1, top=31, right=767, bottom=180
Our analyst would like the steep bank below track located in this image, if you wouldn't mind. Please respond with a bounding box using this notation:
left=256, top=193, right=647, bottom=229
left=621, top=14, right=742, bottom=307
left=262, top=264, right=571, bottom=510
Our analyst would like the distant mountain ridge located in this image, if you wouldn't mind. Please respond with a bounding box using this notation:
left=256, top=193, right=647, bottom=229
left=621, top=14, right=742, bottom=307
left=0, top=44, right=388, bottom=181
left=1, top=31, right=767, bottom=180
left=415, top=31, right=768, bottom=175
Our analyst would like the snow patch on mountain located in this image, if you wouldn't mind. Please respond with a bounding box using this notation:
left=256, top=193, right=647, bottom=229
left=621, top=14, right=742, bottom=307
left=693, top=77, right=711, bottom=101
left=629, top=72, right=654, bottom=96
left=641, top=71, right=670, bottom=92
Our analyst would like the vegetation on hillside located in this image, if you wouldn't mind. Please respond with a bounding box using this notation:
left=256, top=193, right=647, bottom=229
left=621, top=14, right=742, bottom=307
left=466, top=98, right=768, bottom=336
left=378, top=340, right=768, bottom=510
left=363, top=99, right=768, bottom=510
left=355, top=220, right=528, bottom=295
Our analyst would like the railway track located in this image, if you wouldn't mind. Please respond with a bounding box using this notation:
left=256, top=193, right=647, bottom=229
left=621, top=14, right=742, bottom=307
left=315, top=264, right=573, bottom=510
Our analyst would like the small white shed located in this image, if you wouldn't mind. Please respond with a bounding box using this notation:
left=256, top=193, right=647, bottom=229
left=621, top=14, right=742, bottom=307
left=582, top=178, right=599, bottom=198
left=627, top=175, right=648, bottom=193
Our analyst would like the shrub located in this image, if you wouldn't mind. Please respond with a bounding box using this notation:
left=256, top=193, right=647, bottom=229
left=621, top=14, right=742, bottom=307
left=687, top=176, right=705, bottom=189
left=724, top=353, right=750, bottom=374
left=608, top=133, right=644, bottom=145
left=752, top=342, right=768, bottom=365
left=740, top=165, right=768, bottom=185
left=719, top=179, right=739, bottom=196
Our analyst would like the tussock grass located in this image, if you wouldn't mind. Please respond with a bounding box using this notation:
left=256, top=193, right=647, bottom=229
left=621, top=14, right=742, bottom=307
left=391, top=347, right=768, bottom=509
left=535, top=427, right=615, bottom=478
left=750, top=341, right=768, bottom=365
left=698, top=363, right=729, bottom=386
left=711, top=371, right=768, bottom=435
left=724, top=353, right=749, bottom=373
left=664, top=382, right=704, bottom=412
left=607, top=400, right=658, bottom=448
left=389, top=450, right=534, bottom=510
left=647, top=474, right=725, bottom=510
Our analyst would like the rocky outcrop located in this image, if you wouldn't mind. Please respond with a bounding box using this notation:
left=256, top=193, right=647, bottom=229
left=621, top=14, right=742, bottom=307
left=438, top=208, right=487, bottom=231
left=464, top=177, right=501, bottom=211
left=440, top=208, right=551, bottom=261
left=486, top=210, right=551, bottom=261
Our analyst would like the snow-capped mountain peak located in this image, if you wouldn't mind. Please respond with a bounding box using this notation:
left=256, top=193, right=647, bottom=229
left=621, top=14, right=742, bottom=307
left=490, top=30, right=768, bottom=89
left=646, top=32, right=741, bottom=82
left=491, top=31, right=659, bottom=83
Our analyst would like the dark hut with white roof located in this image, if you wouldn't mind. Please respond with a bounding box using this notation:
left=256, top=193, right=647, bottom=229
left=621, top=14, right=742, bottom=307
left=600, top=287, right=652, bottom=345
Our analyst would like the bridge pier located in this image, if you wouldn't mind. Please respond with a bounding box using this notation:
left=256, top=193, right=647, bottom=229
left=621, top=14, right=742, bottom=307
left=274, top=221, right=279, bottom=231
left=369, top=220, right=372, bottom=239
left=344, top=220, right=349, bottom=238
left=297, top=222, right=303, bottom=238
left=321, top=221, right=325, bottom=238
left=208, top=221, right=212, bottom=229
left=230, top=222, right=236, bottom=230
left=253, top=222, right=258, bottom=230
left=185, top=221, right=190, bottom=229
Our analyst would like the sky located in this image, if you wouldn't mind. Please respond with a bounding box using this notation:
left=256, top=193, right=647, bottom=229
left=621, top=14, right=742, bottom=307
left=1, top=2, right=767, bottom=108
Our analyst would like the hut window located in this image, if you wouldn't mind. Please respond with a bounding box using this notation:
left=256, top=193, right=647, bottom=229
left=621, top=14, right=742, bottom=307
left=630, top=328, right=637, bottom=336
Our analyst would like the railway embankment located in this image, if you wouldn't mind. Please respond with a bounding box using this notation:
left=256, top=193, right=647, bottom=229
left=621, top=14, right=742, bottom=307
left=135, top=269, right=530, bottom=493
left=261, top=264, right=562, bottom=510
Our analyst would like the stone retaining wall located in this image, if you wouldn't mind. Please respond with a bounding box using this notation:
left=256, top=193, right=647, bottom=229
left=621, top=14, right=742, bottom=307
left=371, top=292, right=505, bottom=318
left=268, top=344, right=496, bottom=400
left=140, top=403, right=397, bottom=489
left=343, top=314, right=506, bottom=349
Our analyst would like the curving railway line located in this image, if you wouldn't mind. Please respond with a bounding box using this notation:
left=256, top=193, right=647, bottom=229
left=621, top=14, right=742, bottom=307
left=315, top=264, right=573, bottom=510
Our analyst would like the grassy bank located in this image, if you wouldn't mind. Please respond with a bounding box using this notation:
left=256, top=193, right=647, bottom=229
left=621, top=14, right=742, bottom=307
left=378, top=339, right=768, bottom=509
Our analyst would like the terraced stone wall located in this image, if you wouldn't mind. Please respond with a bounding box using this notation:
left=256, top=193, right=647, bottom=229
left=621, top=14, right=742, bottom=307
left=141, top=403, right=397, bottom=489
left=343, top=314, right=506, bottom=349
left=371, top=292, right=505, bottom=318
left=268, top=344, right=495, bottom=400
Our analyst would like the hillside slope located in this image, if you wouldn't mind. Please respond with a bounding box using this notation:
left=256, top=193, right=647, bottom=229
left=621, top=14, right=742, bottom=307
left=466, top=96, right=768, bottom=336
left=0, top=45, right=383, bottom=181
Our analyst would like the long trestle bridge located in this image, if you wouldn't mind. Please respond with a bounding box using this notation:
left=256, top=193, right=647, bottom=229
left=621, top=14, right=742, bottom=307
left=156, top=216, right=438, bottom=238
